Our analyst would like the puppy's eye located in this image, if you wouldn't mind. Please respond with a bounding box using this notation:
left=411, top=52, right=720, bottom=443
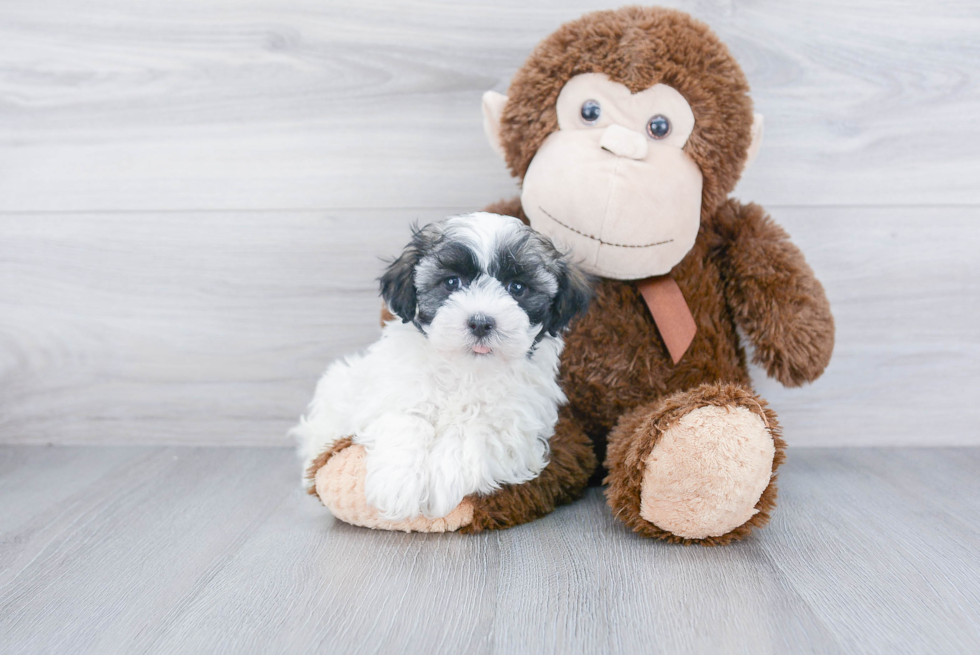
left=646, top=114, right=671, bottom=139
left=507, top=281, right=526, bottom=297
left=444, top=276, right=461, bottom=291
left=580, top=100, right=601, bottom=124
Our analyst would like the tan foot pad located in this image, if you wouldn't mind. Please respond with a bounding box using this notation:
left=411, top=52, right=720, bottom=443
left=640, top=405, right=774, bottom=539
left=314, top=444, right=473, bottom=533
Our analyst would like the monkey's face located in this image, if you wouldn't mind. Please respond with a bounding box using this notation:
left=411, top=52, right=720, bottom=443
left=519, top=73, right=702, bottom=279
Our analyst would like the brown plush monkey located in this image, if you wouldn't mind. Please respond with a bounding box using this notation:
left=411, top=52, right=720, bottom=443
left=310, top=6, right=834, bottom=545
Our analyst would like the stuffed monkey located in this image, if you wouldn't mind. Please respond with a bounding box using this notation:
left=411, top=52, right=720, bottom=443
left=310, top=6, right=834, bottom=545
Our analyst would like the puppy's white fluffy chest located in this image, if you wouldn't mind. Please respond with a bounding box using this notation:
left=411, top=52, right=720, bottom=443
left=294, top=320, right=565, bottom=520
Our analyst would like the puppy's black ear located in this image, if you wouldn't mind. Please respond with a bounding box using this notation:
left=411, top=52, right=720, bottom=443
left=379, top=229, right=423, bottom=323
left=545, top=258, right=593, bottom=336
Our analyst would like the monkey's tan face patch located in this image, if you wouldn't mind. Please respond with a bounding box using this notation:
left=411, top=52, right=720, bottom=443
left=521, top=73, right=703, bottom=280
left=554, top=74, right=696, bottom=147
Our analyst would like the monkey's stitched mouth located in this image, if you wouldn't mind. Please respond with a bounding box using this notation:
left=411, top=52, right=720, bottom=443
left=538, top=207, right=673, bottom=249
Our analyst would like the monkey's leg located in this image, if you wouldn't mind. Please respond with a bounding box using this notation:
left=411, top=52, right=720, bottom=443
left=604, top=382, right=785, bottom=546
left=307, top=439, right=474, bottom=533
left=460, top=406, right=597, bottom=533
left=307, top=405, right=595, bottom=534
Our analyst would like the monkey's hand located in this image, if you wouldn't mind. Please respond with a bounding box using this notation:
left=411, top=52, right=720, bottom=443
left=716, top=200, right=835, bottom=387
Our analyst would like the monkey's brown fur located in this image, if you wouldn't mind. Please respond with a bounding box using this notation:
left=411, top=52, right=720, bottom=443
left=467, top=7, right=833, bottom=544
left=460, top=404, right=597, bottom=534
left=498, top=6, right=754, bottom=224
left=315, top=7, right=833, bottom=544
left=603, top=383, right=786, bottom=546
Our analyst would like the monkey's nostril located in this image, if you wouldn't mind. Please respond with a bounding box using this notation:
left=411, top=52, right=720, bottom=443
left=467, top=315, right=496, bottom=338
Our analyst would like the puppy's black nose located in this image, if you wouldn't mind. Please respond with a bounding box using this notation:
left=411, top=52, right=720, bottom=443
left=467, top=315, right=496, bottom=338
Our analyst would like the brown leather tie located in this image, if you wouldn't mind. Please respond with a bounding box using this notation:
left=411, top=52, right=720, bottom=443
left=636, top=275, right=697, bottom=365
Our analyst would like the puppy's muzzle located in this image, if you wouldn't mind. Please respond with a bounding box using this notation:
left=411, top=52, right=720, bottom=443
left=467, top=314, right=496, bottom=338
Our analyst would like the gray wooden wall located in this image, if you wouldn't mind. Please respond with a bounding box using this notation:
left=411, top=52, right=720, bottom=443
left=1, top=0, right=978, bottom=447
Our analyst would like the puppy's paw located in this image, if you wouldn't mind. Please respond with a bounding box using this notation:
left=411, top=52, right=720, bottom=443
left=363, top=453, right=429, bottom=521
left=424, top=457, right=470, bottom=519
left=314, top=445, right=473, bottom=533
left=357, top=413, right=436, bottom=520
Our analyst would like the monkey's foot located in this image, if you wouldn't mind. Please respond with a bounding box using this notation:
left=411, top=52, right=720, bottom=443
left=311, top=443, right=473, bottom=533
left=605, top=383, right=785, bottom=545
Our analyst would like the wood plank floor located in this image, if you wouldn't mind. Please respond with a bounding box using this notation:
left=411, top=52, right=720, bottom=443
left=2, top=446, right=978, bottom=654
left=1, top=2, right=978, bottom=651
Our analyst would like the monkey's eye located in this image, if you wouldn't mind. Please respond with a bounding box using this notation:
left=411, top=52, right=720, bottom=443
left=507, top=281, right=527, bottom=297
left=580, top=100, right=601, bottom=124
left=646, top=115, right=671, bottom=139
left=444, top=276, right=461, bottom=291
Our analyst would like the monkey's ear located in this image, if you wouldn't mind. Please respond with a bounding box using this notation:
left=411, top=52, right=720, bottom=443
left=744, top=112, right=764, bottom=170
left=482, top=91, right=508, bottom=160
left=379, top=244, right=420, bottom=323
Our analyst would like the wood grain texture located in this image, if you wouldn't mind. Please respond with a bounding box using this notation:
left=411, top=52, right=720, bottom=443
left=2, top=206, right=978, bottom=447
left=1, top=0, right=977, bottom=448
left=0, top=0, right=977, bottom=211
left=1, top=446, right=979, bottom=654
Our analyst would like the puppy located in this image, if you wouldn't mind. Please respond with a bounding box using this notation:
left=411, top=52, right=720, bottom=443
left=292, top=212, right=591, bottom=521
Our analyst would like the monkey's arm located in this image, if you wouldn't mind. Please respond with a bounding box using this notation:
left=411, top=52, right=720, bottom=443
left=460, top=405, right=596, bottom=532
left=716, top=200, right=835, bottom=387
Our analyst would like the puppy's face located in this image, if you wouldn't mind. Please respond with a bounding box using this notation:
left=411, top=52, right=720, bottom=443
left=380, top=213, right=592, bottom=360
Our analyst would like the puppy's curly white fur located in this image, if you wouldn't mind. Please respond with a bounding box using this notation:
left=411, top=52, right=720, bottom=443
left=292, top=212, right=591, bottom=521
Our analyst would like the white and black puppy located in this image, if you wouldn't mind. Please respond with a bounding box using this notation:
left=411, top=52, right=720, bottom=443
left=293, top=212, right=591, bottom=521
